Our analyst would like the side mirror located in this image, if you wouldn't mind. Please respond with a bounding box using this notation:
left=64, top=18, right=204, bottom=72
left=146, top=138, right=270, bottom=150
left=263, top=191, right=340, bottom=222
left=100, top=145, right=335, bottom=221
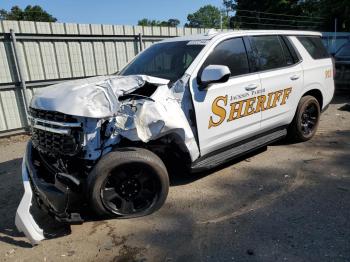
left=198, top=65, right=231, bottom=89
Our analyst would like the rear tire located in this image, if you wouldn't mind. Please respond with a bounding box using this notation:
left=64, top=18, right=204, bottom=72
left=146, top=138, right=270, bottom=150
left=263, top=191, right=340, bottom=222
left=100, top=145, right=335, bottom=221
left=287, top=95, right=320, bottom=142
left=87, top=147, right=169, bottom=218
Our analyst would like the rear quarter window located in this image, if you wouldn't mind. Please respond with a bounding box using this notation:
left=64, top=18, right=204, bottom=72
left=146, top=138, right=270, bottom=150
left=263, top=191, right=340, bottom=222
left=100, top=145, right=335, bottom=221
left=297, top=36, right=330, bottom=59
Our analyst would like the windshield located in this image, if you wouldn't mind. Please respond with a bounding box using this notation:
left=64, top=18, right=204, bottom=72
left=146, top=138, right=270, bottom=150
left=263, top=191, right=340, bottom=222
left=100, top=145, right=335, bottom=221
left=336, top=44, right=350, bottom=57
left=120, top=41, right=205, bottom=82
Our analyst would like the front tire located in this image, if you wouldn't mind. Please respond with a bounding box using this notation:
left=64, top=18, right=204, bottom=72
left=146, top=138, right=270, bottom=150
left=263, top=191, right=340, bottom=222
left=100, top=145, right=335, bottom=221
left=87, top=147, right=169, bottom=218
left=287, top=95, right=321, bottom=142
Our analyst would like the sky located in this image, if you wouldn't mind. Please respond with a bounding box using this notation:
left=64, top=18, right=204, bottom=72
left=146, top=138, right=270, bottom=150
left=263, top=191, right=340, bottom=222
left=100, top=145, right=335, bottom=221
left=0, top=0, right=225, bottom=25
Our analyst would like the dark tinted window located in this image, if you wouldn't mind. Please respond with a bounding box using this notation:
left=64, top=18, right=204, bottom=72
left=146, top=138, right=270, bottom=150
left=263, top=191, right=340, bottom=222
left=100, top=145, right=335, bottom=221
left=297, top=36, right=330, bottom=59
left=280, top=37, right=294, bottom=65
left=121, top=41, right=204, bottom=82
left=281, top=36, right=300, bottom=63
left=252, top=35, right=286, bottom=71
left=201, top=37, right=249, bottom=77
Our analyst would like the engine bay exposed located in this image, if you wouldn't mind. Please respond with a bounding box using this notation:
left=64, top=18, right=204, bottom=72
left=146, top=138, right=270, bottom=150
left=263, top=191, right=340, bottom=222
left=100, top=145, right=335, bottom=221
left=28, top=74, right=200, bottom=181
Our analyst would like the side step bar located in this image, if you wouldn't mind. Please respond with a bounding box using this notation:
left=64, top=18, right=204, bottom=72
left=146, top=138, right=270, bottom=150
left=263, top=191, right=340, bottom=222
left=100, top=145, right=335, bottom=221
left=191, top=128, right=287, bottom=172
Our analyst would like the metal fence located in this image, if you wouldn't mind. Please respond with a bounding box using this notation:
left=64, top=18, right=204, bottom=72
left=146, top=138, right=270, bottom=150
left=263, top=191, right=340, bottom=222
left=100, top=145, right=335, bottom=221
left=322, top=32, right=350, bottom=53
left=0, top=20, right=349, bottom=135
left=0, top=21, right=232, bottom=134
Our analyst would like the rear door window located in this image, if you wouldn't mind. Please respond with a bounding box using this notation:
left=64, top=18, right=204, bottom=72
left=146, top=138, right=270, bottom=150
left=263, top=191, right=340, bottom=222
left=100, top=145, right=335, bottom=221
left=251, top=35, right=288, bottom=71
left=297, top=36, right=330, bottom=59
left=201, top=37, right=250, bottom=77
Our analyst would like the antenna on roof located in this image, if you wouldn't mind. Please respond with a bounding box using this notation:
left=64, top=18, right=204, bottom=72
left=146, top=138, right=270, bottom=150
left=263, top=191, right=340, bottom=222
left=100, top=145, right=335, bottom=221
left=205, top=29, right=217, bottom=36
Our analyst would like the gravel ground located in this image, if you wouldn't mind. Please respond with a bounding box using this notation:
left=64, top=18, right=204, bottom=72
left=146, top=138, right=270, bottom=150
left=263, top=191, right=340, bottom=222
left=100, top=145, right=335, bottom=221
left=0, top=95, right=350, bottom=262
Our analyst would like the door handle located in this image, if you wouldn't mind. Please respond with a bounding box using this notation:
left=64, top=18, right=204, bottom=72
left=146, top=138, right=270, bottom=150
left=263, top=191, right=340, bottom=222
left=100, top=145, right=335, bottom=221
left=244, top=84, right=258, bottom=91
left=290, top=75, right=300, bottom=81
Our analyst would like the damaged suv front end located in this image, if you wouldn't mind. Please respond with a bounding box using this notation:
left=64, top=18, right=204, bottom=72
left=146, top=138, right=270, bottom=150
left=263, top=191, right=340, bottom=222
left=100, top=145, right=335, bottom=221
left=16, top=39, right=205, bottom=244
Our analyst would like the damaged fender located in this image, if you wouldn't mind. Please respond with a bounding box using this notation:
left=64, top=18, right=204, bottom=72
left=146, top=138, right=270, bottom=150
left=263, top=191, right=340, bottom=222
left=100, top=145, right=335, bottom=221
left=115, top=84, right=199, bottom=161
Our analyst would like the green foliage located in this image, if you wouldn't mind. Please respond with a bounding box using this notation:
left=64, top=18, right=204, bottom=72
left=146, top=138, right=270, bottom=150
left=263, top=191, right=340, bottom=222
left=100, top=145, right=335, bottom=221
left=230, top=0, right=350, bottom=31
left=138, top=18, right=180, bottom=27
left=223, top=0, right=236, bottom=11
left=318, top=0, right=350, bottom=31
left=0, top=5, right=57, bottom=22
left=186, top=5, right=224, bottom=28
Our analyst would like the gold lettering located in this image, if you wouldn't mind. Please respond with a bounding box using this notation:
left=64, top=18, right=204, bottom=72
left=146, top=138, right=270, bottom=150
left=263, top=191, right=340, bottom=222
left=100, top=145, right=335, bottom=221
left=244, top=97, right=257, bottom=116
left=280, top=87, right=292, bottom=105
left=208, top=96, right=227, bottom=128
left=255, top=95, right=266, bottom=113
left=265, top=92, right=274, bottom=109
left=272, top=90, right=283, bottom=108
left=227, top=100, right=245, bottom=121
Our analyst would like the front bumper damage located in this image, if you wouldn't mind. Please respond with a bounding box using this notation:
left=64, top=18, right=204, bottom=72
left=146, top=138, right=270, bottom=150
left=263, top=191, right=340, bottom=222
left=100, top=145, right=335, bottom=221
left=15, top=142, right=83, bottom=245
left=15, top=147, right=45, bottom=245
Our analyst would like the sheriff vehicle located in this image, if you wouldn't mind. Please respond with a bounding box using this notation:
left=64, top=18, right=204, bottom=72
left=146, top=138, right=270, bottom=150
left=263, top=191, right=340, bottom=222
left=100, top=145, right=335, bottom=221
left=16, top=30, right=334, bottom=244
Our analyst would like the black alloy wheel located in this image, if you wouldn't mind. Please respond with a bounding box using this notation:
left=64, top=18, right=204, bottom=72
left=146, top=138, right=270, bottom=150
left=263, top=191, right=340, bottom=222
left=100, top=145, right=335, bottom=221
left=300, top=102, right=319, bottom=136
left=101, top=164, right=161, bottom=216
left=287, top=95, right=321, bottom=142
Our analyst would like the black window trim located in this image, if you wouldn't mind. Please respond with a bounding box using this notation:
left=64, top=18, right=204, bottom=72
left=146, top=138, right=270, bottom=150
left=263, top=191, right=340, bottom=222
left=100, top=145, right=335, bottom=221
left=198, top=36, right=255, bottom=80
left=280, top=35, right=302, bottom=63
left=247, top=34, right=304, bottom=74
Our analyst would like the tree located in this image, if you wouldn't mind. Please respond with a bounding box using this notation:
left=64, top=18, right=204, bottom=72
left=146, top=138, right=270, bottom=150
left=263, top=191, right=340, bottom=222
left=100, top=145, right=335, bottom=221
left=0, top=5, right=57, bottom=22
left=167, top=19, right=180, bottom=27
left=223, top=0, right=236, bottom=16
left=186, top=5, right=224, bottom=28
left=230, top=0, right=350, bottom=31
left=231, top=0, right=320, bottom=30
left=138, top=18, right=180, bottom=27
left=317, top=0, right=350, bottom=31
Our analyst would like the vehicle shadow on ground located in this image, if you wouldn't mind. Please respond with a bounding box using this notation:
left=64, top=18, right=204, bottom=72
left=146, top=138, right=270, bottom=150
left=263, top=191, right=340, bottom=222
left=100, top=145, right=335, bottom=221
left=119, top=129, right=350, bottom=261
left=0, top=157, right=71, bottom=248
left=168, top=147, right=267, bottom=187
left=0, top=157, right=32, bottom=248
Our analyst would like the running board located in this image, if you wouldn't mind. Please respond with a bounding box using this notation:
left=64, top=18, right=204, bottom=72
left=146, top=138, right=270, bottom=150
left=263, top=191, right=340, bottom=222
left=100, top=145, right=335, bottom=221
left=191, top=128, right=287, bottom=172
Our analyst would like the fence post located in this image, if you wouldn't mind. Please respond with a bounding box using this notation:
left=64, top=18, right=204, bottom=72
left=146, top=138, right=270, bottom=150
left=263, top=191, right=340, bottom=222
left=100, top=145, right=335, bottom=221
left=138, top=33, right=143, bottom=52
left=10, top=29, right=29, bottom=126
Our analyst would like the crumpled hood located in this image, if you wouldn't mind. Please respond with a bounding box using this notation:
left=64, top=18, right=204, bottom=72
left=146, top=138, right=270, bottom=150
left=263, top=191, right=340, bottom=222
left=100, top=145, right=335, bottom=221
left=30, top=75, right=169, bottom=118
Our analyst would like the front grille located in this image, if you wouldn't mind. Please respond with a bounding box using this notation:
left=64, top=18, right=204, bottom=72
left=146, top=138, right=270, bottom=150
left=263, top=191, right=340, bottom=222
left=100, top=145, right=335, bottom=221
left=30, top=108, right=82, bottom=156
left=29, top=108, right=78, bottom=123
left=32, top=128, right=81, bottom=156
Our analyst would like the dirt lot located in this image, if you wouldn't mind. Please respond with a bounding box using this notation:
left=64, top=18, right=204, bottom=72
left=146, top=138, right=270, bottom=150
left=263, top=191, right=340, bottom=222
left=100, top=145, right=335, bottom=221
left=0, top=95, right=350, bottom=262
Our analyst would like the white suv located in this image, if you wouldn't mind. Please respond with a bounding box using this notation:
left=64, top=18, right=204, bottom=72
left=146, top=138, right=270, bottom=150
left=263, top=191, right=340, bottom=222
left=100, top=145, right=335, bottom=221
left=16, top=30, right=334, bottom=244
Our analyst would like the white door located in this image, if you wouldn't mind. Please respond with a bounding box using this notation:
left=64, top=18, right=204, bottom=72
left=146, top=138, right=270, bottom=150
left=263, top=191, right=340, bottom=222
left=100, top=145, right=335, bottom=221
left=190, top=37, right=262, bottom=156
left=250, top=35, right=304, bottom=131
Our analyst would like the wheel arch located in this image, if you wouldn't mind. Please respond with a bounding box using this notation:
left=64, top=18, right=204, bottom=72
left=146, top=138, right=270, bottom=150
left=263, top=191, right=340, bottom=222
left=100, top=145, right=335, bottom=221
left=118, top=132, right=193, bottom=171
left=301, top=89, right=323, bottom=109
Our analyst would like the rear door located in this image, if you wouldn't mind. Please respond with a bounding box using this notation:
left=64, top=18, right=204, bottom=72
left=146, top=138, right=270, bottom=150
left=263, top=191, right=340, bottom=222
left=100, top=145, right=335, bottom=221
left=190, top=37, right=262, bottom=156
left=249, top=35, right=303, bottom=131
